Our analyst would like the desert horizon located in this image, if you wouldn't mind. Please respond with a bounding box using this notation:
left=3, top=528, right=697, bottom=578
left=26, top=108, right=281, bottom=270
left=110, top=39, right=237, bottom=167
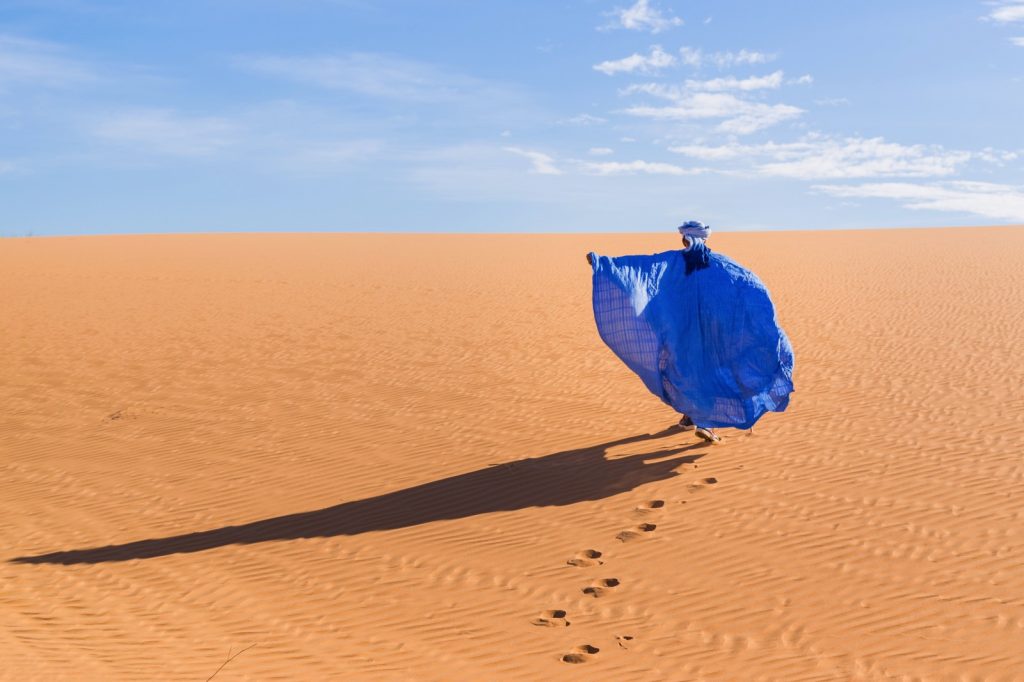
left=4, top=227, right=1024, bottom=679
left=6, top=222, right=1022, bottom=239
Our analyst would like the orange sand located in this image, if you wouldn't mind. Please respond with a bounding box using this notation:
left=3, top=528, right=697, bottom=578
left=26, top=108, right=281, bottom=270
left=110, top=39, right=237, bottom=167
left=3, top=228, right=1024, bottom=680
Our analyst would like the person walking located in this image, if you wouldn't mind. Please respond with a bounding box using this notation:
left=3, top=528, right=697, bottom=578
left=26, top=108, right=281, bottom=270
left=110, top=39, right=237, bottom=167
left=586, top=221, right=794, bottom=443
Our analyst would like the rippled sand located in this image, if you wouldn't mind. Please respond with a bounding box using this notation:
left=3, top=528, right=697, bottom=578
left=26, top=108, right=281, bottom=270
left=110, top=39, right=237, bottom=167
left=3, top=228, right=1024, bottom=680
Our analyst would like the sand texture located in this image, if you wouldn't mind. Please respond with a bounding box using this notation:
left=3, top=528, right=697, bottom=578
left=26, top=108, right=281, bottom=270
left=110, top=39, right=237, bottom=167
left=3, top=228, right=1024, bottom=680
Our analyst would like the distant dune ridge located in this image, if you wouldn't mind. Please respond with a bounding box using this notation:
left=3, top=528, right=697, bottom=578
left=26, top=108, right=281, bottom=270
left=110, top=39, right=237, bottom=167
left=3, top=227, right=1024, bottom=680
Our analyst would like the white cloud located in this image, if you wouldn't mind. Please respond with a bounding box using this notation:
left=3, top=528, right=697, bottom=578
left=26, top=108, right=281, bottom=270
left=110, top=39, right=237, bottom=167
left=605, top=0, right=683, bottom=33
left=93, top=109, right=237, bottom=156
left=679, top=47, right=703, bottom=67
left=685, top=70, right=784, bottom=91
left=976, top=147, right=1018, bottom=163
left=815, top=96, right=850, bottom=106
left=718, top=106, right=804, bottom=134
left=580, top=159, right=703, bottom=176
left=758, top=138, right=970, bottom=179
left=814, top=181, right=1024, bottom=221
left=621, top=82, right=711, bottom=102
left=235, top=52, right=493, bottom=102
left=713, top=49, right=774, bottom=67
left=790, top=74, right=814, bottom=85
left=669, top=142, right=751, bottom=160
left=589, top=147, right=615, bottom=155
left=1013, top=36, right=1024, bottom=45
left=504, top=146, right=562, bottom=175
left=624, top=88, right=802, bottom=134
left=560, top=113, right=608, bottom=125
left=0, top=35, right=94, bottom=89
left=407, top=144, right=567, bottom=201
left=988, top=3, right=1024, bottom=23
left=594, top=45, right=675, bottom=75
left=669, top=136, right=975, bottom=179
left=678, top=47, right=775, bottom=69
left=283, top=139, right=382, bottom=171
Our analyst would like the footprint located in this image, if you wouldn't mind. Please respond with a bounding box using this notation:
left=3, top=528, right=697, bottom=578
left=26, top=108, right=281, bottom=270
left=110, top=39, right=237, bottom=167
left=582, top=578, right=620, bottom=597
left=531, top=609, right=570, bottom=627
left=567, top=549, right=603, bottom=567
left=636, top=499, right=665, bottom=512
left=561, top=644, right=599, bottom=664
left=687, top=477, right=718, bottom=492
left=616, top=523, right=657, bottom=542
left=616, top=635, right=635, bottom=649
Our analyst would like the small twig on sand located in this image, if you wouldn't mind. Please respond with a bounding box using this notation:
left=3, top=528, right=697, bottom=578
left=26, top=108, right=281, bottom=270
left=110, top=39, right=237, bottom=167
left=205, top=642, right=257, bottom=681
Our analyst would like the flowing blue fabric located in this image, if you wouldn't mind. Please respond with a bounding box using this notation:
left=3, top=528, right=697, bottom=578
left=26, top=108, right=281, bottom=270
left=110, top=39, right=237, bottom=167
left=589, top=243, right=794, bottom=429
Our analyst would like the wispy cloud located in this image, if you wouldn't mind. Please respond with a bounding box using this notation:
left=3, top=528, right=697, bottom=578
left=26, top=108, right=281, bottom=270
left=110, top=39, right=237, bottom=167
left=593, top=45, right=675, bottom=76
left=283, top=139, right=382, bottom=171
left=815, top=96, right=849, bottom=106
left=677, top=47, right=775, bottom=69
left=0, top=34, right=94, bottom=89
left=406, top=144, right=568, bottom=201
left=678, top=47, right=703, bottom=67
left=579, top=159, right=703, bottom=176
left=669, top=136, right=976, bottom=179
left=504, top=146, right=562, bottom=175
left=623, top=87, right=802, bottom=134
left=987, top=2, right=1024, bottom=23
left=982, top=5, right=1024, bottom=48
left=976, top=147, right=1019, bottom=163
left=559, top=113, right=607, bottom=125
left=667, top=142, right=751, bottom=161
left=235, top=52, right=493, bottom=102
left=603, top=0, right=683, bottom=33
left=718, top=107, right=803, bottom=134
left=488, top=146, right=705, bottom=178
left=685, top=70, right=784, bottom=91
left=757, top=138, right=970, bottom=179
left=93, top=109, right=237, bottom=156
left=814, top=181, right=1024, bottom=221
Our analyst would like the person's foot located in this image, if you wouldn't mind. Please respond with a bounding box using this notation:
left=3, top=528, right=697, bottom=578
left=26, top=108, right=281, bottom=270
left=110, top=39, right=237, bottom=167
left=695, top=427, right=720, bottom=443
left=677, top=415, right=695, bottom=431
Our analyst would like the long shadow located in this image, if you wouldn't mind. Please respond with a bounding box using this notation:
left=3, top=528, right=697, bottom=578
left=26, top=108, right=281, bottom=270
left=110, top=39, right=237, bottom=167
left=10, top=426, right=706, bottom=565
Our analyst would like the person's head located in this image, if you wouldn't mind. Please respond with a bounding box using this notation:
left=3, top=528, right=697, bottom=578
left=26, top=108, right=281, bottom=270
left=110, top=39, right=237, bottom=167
left=677, top=220, right=710, bottom=248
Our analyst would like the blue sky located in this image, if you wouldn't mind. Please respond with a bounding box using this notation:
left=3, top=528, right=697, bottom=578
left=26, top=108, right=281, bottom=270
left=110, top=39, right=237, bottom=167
left=2, top=0, right=1024, bottom=235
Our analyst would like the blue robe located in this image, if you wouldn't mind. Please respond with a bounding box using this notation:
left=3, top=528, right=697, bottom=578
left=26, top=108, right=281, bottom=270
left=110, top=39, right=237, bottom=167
left=589, top=242, right=794, bottom=429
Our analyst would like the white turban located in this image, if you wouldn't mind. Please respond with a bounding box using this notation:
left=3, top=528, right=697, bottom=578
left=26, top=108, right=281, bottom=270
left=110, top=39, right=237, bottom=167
left=677, top=220, right=711, bottom=239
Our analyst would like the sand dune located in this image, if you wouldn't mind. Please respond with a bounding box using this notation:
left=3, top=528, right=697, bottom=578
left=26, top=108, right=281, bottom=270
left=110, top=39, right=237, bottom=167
left=3, top=228, right=1024, bottom=680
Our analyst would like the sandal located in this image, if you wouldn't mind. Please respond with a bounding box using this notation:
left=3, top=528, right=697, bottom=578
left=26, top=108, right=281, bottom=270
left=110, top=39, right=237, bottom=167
left=677, top=415, right=695, bottom=431
left=695, top=427, right=721, bottom=443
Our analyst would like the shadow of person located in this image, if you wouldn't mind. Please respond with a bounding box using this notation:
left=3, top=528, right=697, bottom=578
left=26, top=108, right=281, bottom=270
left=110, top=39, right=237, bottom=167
left=10, top=426, right=707, bottom=565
